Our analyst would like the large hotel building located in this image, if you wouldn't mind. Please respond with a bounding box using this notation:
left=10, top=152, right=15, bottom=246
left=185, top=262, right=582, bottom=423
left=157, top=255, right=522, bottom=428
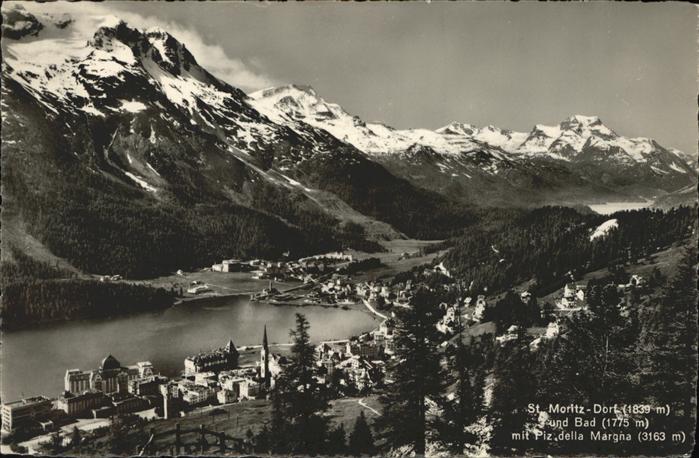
left=64, top=355, right=154, bottom=395
left=184, top=340, right=239, bottom=375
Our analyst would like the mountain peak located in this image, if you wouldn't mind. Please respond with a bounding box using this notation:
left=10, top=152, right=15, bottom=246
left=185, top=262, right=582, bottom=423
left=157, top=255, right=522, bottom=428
left=287, top=84, right=317, bottom=95
left=436, top=122, right=477, bottom=136
left=253, top=84, right=318, bottom=100
left=559, top=114, right=616, bottom=139
left=144, top=26, right=171, bottom=38
left=88, top=20, right=208, bottom=82
left=566, top=114, right=601, bottom=126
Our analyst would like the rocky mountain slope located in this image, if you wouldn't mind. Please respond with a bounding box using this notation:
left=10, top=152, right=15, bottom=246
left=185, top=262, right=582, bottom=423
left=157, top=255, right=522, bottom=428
left=1, top=5, right=695, bottom=278
left=251, top=86, right=696, bottom=206
left=1, top=7, right=474, bottom=277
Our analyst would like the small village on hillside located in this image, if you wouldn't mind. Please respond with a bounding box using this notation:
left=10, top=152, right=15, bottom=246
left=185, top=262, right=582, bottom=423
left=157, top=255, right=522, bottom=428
left=0, top=243, right=656, bottom=454
left=1, top=3, right=697, bottom=457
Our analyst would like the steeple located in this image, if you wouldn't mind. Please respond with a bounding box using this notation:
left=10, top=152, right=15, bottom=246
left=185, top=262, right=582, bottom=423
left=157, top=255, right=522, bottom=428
left=261, top=325, right=270, bottom=387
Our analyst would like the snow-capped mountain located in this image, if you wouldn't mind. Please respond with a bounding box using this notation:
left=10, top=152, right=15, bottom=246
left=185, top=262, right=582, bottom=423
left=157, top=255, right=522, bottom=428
left=2, top=3, right=695, bottom=226
left=440, top=123, right=528, bottom=153
left=251, top=83, right=695, bottom=205
left=252, top=85, right=692, bottom=170
left=250, top=84, right=485, bottom=156
left=3, top=5, right=475, bottom=260
left=2, top=13, right=353, bottom=170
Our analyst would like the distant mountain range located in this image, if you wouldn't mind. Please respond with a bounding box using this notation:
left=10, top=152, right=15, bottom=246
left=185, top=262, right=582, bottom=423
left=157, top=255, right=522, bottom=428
left=1, top=5, right=696, bottom=276
left=251, top=85, right=697, bottom=206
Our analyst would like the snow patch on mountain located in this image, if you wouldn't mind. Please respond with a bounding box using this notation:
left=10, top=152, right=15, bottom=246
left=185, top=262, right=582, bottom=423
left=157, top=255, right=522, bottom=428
left=251, top=84, right=693, bottom=172
left=472, top=125, right=528, bottom=151
left=119, top=100, right=147, bottom=113
left=668, top=162, right=688, bottom=174
left=650, top=165, right=670, bottom=175
left=250, top=85, right=481, bottom=156
left=81, top=104, right=104, bottom=117
left=124, top=171, right=157, bottom=193
left=590, top=219, right=618, bottom=241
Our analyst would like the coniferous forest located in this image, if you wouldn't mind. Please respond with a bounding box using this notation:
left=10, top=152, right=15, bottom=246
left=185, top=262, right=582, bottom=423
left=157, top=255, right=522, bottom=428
left=1, top=4, right=697, bottom=457
left=240, top=244, right=697, bottom=457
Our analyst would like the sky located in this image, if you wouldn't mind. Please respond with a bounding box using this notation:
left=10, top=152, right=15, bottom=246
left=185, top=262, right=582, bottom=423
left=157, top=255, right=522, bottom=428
left=10, top=2, right=699, bottom=154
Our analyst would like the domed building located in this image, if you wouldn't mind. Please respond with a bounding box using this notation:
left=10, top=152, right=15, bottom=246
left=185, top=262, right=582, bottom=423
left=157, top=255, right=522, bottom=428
left=101, top=354, right=122, bottom=371
left=90, top=354, right=129, bottom=393
left=64, top=355, right=153, bottom=395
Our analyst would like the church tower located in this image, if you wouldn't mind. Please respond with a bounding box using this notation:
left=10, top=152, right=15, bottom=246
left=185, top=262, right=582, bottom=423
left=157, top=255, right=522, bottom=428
left=261, top=325, right=270, bottom=387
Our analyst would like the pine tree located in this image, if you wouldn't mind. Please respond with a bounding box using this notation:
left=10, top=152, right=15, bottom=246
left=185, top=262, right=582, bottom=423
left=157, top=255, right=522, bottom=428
left=326, top=423, right=347, bottom=456
left=375, top=287, right=444, bottom=455
left=349, top=411, right=376, bottom=456
left=50, top=430, right=63, bottom=454
left=643, top=245, right=697, bottom=449
left=436, top=326, right=486, bottom=454
left=488, top=331, right=536, bottom=455
left=265, top=313, right=330, bottom=454
left=244, top=428, right=254, bottom=453
left=253, top=425, right=271, bottom=453
left=536, top=283, right=638, bottom=409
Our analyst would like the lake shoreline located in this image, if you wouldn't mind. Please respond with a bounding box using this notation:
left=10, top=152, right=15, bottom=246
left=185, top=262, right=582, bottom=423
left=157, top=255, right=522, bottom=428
left=2, top=296, right=379, bottom=401
left=587, top=199, right=654, bottom=215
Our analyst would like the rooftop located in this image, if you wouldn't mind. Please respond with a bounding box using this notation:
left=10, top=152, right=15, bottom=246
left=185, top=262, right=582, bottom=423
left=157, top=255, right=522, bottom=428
left=2, top=396, right=52, bottom=408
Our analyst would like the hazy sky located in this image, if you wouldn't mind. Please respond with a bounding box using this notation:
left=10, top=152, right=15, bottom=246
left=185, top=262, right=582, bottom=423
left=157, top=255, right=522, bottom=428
left=21, top=2, right=699, bottom=154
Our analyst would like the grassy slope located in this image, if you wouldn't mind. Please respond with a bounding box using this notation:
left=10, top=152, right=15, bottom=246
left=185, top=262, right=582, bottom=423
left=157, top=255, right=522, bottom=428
left=538, top=240, right=690, bottom=305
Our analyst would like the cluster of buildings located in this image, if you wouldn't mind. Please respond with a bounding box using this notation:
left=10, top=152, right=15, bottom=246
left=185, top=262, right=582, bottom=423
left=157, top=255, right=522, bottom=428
left=436, top=302, right=461, bottom=334
left=556, top=282, right=587, bottom=311
left=1, top=356, right=163, bottom=435
left=1, top=328, right=288, bottom=436
left=461, top=295, right=487, bottom=323
left=1, top=397, right=54, bottom=435
left=249, top=253, right=353, bottom=282
left=554, top=274, right=645, bottom=314
left=184, top=340, right=239, bottom=375
left=211, top=259, right=252, bottom=273
left=356, top=280, right=412, bottom=310
left=161, top=327, right=286, bottom=419
left=186, top=280, right=212, bottom=295
left=60, top=356, right=162, bottom=418
left=305, top=274, right=355, bottom=305
left=208, top=251, right=367, bottom=284
left=618, top=274, right=646, bottom=293
left=314, top=319, right=397, bottom=393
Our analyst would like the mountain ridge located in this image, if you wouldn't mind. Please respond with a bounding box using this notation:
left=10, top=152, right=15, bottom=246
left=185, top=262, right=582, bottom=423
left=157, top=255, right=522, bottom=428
left=252, top=84, right=693, bottom=168
left=1, top=6, right=696, bottom=280
left=251, top=83, right=696, bottom=206
left=2, top=10, right=480, bottom=279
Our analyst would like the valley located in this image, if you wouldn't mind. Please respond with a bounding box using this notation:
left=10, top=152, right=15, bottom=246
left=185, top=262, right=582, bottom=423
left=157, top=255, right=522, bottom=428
left=0, top=4, right=696, bottom=457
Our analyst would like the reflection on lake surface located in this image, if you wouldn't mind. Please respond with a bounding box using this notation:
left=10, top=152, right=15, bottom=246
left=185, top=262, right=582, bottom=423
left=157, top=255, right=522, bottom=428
left=1, top=296, right=379, bottom=401
left=588, top=200, right=652, bottom=215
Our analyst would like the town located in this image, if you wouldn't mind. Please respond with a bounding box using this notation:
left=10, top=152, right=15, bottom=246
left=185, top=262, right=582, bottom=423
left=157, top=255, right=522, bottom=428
left=1, top=318, right=396, bottom=453
left=2, top=245, right=649, bottom=454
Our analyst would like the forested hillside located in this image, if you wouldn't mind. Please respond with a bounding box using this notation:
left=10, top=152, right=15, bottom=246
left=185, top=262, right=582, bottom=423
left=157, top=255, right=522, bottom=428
left=369, top=242, right=697, bottom=457
left=0, top=247, right=174, bottom=329
left=440, top=205, right=697, bottom=295
left=0, top=77, right=364, bottom=280
left=294, top=147, right=477, bottom=239
left=489, top=246, right=698, bottom=456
